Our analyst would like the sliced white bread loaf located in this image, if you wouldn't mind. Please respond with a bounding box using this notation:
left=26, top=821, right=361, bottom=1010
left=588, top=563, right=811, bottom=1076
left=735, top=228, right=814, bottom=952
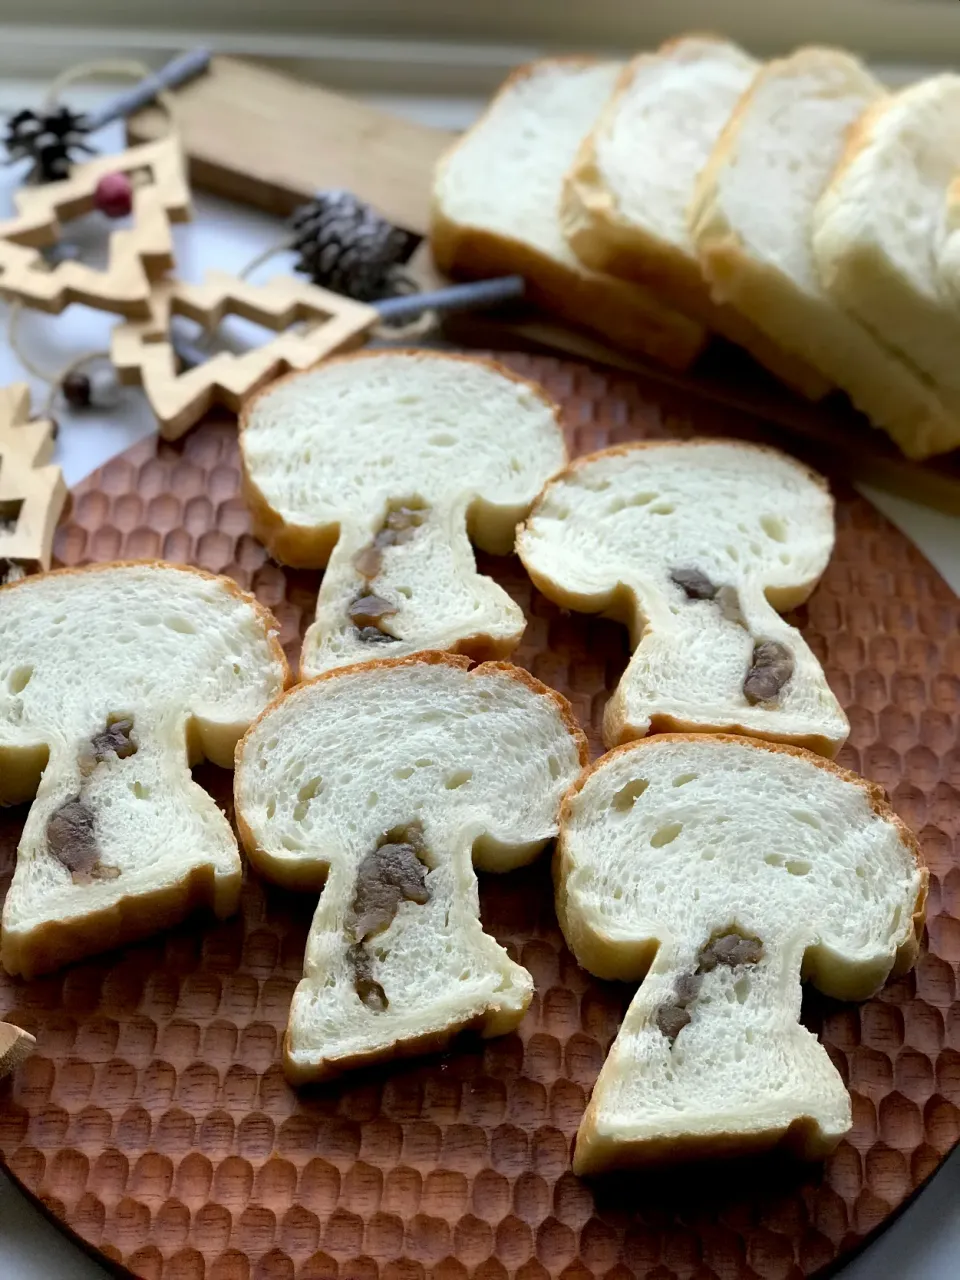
left=556, top=734, right=926, bottom=1173
left=516, top=441, right=849, bottom=757
left=0, top=562, right=289, bottom=978
left=431, top=58, right=706, bottom=370
left=240, top=351, right=567, bottom=679
left=813, top=74, right=960, bottom=453
left=561, top=35, right=829, bottom=400
left=690, top=48, right=959, bottom=461
left=234, top=652, right=587, bottom=1083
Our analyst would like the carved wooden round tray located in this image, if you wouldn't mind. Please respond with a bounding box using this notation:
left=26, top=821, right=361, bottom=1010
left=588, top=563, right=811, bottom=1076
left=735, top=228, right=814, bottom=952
left=2, top=352, right=959, bottom=1280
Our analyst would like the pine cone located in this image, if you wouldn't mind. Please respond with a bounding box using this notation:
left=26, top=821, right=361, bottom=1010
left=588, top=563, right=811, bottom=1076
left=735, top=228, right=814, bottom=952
left=3, top=105, right=93, bottom=183
left=289, top=190, right=421, bottom=302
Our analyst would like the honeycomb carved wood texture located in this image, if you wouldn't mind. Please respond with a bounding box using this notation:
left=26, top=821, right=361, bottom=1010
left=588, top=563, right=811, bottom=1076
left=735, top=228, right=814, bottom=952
left=1, top=353, right=960, bottom=1280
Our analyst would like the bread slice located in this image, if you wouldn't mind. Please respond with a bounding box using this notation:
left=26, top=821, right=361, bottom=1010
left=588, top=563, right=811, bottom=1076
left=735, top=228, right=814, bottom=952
left=561, top=36, right=829, bottom=400
left=234, top=652, right=587, bottom=1083
left=935, top=172, right=960, bottom=306
left=240, top=350, right=567, bottom=679
left=0, top=562, right=289, bottom=978
left=516, top=440, right=849, bottom=757
left=690, top=48, right=959, bottom=460
left=813, top=74, right=960, bottom=453
left=431, top=58, right=706, bottom=370
left=556, top=733, right=926, bottom=1173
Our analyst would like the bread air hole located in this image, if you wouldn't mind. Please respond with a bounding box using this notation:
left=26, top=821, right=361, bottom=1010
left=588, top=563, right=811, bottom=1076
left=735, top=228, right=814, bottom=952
left=606, top=492, right=657, bottom=515
left=298, top=776, right=324, bottom=802
left=650, top=822, right=683, bottom=849
left=672, top=773, right=697, bottom=788
left=165, top=616, right=196, bottom=635
left=612, top=778, right=648, bottom=812
left=791, top=809, right=821, bottom=829
left=130, top=781, right=150, bottom=800
left=445, top=769, right=472, bottom=790
left=7, top=664, right=32, bottom=694
left=766, top=851, right=811, bottom=876
left=650, top=502, right=674, bottom=516
left=760, top=514, right=788, bottom=543
left=295, top=768, right=325, bottom=819
left=548, top=756, right=562, bottom=780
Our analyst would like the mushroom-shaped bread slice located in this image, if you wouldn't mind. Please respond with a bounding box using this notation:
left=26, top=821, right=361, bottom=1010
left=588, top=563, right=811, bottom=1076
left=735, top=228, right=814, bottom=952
left=517, top=441, right=848, bottom=756
left=0, top=563, right=289, bottom=978
left=240, top=351, right=566, bottom=679
left=557, top=734, right=926, bottom=1174
left=235, top=652, right=587, bottom=1083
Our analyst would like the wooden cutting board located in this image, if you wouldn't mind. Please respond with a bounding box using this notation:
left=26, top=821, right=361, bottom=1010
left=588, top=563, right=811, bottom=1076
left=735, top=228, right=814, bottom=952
left=1, top=352, right=959, bottom=1280
left=128, top=55, right=453, bottom=232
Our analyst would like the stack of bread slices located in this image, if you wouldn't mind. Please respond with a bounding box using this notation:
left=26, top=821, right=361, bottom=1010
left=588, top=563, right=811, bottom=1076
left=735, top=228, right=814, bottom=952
left=432, top=35, right=960, bottom=461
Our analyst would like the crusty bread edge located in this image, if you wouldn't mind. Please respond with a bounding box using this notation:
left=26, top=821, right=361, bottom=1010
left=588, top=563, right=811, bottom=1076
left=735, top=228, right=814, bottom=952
left=817, top=92, right=892, bottom=222
left=431, top=205, right=706, bottom=372
left=1, top=860, right=239, bottom=980
left=284, top=1005, right=494, bottom=1086
left=237, top=347, right=569, bottom=568
left=556, top=731, right=927, bottom=1173
left=616, top=707, right=844, bottom=759
left=430, top=58, right=707, bottom=370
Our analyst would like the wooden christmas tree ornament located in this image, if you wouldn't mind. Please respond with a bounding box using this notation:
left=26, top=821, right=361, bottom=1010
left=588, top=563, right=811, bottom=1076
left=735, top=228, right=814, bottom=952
left=110, top=270, right=377, bottom=439
left=0, top=135, right=190, bottom=319
left=0, top=383, right=67, bottom=575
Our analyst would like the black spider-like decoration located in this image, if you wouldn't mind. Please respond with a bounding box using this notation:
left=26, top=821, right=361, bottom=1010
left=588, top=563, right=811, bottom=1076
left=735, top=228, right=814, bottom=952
left=289, top=189, right=422, bottom=303
left=3, top=105, right=94, bottom=183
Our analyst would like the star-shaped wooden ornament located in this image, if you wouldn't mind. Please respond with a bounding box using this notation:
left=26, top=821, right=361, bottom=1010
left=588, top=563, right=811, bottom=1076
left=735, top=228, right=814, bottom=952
left=0, top=383, right=67, bottom=574
left=0, top=135, right=190, bottom=319
left=110, top=270, right=378, bottom=439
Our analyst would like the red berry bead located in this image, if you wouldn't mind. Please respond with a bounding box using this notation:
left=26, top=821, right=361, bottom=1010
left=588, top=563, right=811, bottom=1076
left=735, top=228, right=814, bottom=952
left=93, top=171, right=133, bottom=218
